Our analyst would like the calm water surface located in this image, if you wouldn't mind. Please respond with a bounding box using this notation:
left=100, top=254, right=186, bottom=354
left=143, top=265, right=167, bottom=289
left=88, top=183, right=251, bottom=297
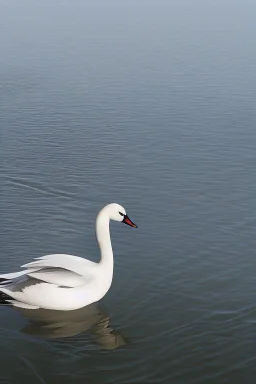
left=1, top=1, right=256, bottom=383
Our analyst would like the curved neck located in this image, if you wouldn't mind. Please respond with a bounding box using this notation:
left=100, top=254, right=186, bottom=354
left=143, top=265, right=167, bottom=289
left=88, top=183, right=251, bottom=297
left=96, top=211, right=113, bottom=271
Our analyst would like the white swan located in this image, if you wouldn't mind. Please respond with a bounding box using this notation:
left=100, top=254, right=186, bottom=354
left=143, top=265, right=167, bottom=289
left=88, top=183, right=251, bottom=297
left=0, top=203, right=137, bottom=311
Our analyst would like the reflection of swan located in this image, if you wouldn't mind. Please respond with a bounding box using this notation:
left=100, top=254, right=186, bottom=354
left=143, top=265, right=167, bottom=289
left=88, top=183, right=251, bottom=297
left=15, top=303, right=127, bottom=350
left=0, top=203, right=137, bottom=310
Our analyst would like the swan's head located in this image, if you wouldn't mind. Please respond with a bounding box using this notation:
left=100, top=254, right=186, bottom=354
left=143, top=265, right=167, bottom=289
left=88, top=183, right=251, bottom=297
left=104, top=203, right=138, bottom=228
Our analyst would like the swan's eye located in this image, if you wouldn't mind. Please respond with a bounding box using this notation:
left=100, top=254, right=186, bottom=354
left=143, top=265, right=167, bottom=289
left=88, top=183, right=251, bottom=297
left=119, top=212, right=124, bottom=217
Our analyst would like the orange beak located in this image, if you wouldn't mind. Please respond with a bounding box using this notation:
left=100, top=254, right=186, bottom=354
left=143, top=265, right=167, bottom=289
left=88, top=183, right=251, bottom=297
left=123, top=215, right=138, bottom=228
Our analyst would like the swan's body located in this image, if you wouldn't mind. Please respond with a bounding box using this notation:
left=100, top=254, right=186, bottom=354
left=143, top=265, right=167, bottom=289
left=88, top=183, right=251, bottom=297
left=0, top=203, right=137, bottom=311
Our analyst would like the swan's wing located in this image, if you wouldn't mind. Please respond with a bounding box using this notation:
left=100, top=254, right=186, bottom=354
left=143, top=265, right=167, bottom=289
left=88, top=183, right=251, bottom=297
left=0, top=267, right=90, bottom=288
left=26, top=267, right=91, bottom=287
left=1, top=254, right=97, bottom=288
left=21, top=254, right=98, bottom=278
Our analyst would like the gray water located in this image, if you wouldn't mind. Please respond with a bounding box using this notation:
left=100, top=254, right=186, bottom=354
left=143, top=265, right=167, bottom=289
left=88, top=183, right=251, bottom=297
left=1, top=1, right=256, bottom=383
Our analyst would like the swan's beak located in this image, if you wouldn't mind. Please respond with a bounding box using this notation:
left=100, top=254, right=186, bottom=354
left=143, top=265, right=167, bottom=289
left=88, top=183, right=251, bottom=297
left=123, top=215, right=138, bottom=228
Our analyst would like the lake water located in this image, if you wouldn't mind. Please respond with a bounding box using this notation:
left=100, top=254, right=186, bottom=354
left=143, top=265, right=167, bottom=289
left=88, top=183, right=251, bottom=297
left=1, top=1, right=256, bottom=383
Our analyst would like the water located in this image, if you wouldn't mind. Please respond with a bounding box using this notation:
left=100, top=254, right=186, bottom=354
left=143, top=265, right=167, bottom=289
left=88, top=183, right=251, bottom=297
left=1, top=1, right=256, bottom=383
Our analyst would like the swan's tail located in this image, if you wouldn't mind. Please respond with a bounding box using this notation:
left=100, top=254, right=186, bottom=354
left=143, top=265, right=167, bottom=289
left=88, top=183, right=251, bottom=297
left=0, top=288, right=12, bottom=305
left=0, top=277, right=17, bottom=305
left=0, top=271, right=40, bottom=309
left=0, top=283, right=39, bottom=309
left=0, top=292, right=38, bottom=309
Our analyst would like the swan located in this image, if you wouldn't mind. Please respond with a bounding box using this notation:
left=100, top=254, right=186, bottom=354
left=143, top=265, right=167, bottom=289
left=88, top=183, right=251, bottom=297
left=0, top=203, right=137, bottom=311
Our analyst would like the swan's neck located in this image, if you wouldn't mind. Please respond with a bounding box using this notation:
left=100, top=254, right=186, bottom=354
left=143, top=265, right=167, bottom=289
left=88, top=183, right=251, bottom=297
left=96, top=212, right=113, bottom=273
